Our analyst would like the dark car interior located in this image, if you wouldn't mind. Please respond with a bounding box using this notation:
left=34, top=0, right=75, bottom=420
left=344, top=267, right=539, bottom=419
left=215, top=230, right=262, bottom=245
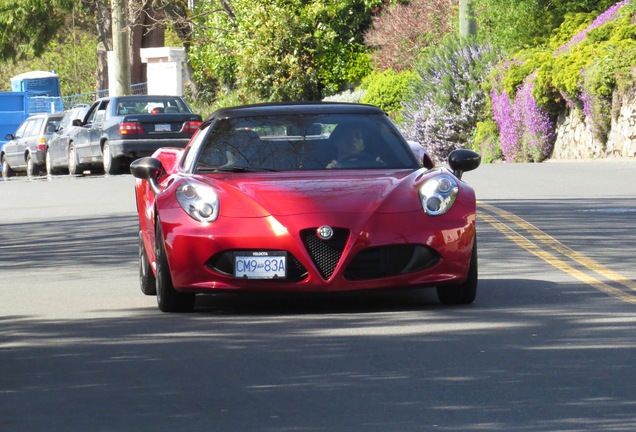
left=195, top=114, right=418, bottom=172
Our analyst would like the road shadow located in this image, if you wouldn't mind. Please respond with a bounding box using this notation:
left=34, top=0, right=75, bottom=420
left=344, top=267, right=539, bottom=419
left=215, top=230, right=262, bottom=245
left=2, top=278, right=636, bottom=432
left=0, top=214, right=137, bottom=270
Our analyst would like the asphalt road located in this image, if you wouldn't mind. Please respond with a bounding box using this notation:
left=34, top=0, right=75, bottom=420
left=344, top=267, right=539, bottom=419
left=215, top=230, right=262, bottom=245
left=1, top=160, right=636, bottom=431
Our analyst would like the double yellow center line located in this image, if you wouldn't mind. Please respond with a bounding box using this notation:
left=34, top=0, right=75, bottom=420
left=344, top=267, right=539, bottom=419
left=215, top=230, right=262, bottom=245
left=478, top=201, right=636, bottom=304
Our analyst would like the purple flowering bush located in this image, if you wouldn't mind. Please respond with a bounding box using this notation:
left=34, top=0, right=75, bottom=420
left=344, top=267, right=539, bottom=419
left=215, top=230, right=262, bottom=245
left=487, top=0, right=636, bottom=161
left=490, top=69, right=556, bottom=162
left=400, top=37, right=502, bottom=162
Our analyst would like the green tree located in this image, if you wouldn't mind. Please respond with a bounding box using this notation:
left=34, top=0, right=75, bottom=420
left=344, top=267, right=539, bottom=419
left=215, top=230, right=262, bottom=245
left=0, top=29, right=97, bottom=96
left=189, top=0, right=381, bottom=102
left=0, top=3, right=96, bottom=95
left=474, top=0, right=617, bottom=50
left=0, top=0, right=191, bottom=94
left=0, top=0, right=75, bottom=60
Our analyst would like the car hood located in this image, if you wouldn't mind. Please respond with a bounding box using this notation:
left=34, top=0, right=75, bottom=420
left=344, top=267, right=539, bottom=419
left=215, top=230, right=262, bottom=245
left=197, top=170, right=425, bottom=218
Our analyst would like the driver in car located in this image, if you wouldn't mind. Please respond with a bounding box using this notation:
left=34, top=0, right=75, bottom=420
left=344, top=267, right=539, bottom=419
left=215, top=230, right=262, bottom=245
left=327, top=126, right=380, bottom=168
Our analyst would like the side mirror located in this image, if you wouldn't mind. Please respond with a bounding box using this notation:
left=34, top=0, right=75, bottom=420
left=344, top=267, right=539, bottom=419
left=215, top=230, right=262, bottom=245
left=130, top=157, right=164, bottom=195
left=72, top=119, right=83, bottom=127
left=448, top=148, right=481, bottom=180
left=4, top=134, right=14, bottom=140
left=47, top=124, right=57, bottom=133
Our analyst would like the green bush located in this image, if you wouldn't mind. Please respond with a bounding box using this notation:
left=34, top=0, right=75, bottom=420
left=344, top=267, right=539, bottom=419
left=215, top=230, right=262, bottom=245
left=473, top=120, right=502, bottom=163
left=360, top=69, right=417, bottom=120
left=189, top=0, right=380, bottom=102
left=474, top=0, right=616, bottom=51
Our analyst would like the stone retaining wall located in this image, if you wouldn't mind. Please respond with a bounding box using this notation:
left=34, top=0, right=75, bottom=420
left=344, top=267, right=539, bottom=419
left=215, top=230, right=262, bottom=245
left=552, top=89, right=636, bottom=159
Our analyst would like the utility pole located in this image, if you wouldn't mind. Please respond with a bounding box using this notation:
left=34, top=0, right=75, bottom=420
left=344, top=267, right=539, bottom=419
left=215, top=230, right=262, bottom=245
left=459, top=0, right=477, bottom=38
left=111, top=0, right=131, bottom=96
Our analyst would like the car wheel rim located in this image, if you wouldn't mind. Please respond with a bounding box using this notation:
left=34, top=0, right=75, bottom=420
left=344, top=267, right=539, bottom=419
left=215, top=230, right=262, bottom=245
left=69, top=148, right=76, bottom=173
left=156, top=263, right=163, bottom=305
left=139, top=239, right=148, bottom=280
left=156, top=241, right=163, bottom=305
left=104, top=145, right=111, bottom=172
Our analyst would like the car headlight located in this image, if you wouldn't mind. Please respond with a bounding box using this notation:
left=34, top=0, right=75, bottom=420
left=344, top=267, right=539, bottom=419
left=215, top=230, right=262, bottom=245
left=419, top=174, right=458, bottom=216
left=176, top=182, right=219, bottom=223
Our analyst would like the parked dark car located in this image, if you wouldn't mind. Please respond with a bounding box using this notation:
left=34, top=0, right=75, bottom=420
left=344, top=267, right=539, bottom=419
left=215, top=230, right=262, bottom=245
left=1, top=112, right=64, bottom=179
left=46, top=105, right=90, bottom=175
left=70, top=95, right=202, bottom=174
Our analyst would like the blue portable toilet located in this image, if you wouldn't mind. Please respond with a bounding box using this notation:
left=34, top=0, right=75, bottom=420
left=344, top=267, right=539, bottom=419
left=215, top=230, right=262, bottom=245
left=10, top=71, right=64, bottom=114
left=11, top=70, right=61, bottom=96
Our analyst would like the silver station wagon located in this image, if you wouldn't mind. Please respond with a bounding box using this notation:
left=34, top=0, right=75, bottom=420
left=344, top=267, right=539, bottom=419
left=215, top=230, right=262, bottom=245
left=1, top=112, right=64, bottom=179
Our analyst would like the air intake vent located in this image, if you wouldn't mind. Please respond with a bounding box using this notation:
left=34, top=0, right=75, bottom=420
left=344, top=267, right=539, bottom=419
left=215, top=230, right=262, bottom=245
left=300, top=228, right=349, bottom=279
left=345, top=244, right=439, bottom=280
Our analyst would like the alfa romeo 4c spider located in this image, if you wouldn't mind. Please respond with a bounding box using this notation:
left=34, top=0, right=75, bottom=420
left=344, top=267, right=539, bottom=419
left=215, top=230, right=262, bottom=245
left=131, top=102, right=481, bottom=312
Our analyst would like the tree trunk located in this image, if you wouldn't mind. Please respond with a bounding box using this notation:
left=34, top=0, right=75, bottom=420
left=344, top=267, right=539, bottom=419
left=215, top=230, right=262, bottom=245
left=130, top=0, right=165, bottom=88
left=459, top=0, right=477, bottom=38
left=94, top=0, right=112, bottom=95
left=166, top=4, right=199, bottom=98
left=111, top=0, right=131, bottom=96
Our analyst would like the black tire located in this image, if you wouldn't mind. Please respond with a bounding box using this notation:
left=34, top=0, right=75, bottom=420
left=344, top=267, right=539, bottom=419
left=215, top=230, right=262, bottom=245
left=437, top=237, right=478, bottom=305
left=68, top=143, right=82, bottom=175
left=103, top=142, right=121, bottom=175
left=26, top=154, right=38, bottom=178
left=155, top=221, right=195, bottom=312
left=2, top=155, right=13, bottom=179
left=139, top=230, right=157, bottom=295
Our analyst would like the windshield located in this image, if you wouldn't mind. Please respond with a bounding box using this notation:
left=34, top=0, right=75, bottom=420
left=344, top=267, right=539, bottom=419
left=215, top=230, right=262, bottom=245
left=193, top=113, right=418, bottom=172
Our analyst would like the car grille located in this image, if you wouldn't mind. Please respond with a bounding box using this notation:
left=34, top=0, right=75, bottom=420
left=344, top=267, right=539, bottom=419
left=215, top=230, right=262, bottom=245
left=206, top=251, right=308, bottom=282
left=344, top=245, right=439, bottom=280
left=206, top=239, right=437, bottom=283
left=300, top=228, right=349, bottom=280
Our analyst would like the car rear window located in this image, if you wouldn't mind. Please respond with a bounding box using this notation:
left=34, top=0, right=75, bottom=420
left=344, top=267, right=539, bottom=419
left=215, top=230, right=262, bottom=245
left=116, top=98, right=191, bottom=115
left=45, top=117, right=61, bottom=132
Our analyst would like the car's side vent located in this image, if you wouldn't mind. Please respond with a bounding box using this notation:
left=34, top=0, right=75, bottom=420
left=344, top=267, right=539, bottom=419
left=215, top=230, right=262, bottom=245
left=300, top=228, right=349, bottom=280
left=344, top=244, right=440, bottom=280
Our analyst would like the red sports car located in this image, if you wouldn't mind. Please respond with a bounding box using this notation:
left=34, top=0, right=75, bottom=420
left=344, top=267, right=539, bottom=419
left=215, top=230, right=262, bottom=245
left=131, top=102, right=481, bottom=312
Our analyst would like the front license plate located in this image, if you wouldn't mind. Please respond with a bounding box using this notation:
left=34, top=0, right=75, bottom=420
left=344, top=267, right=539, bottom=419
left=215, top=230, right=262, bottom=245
left=234, top=251, right=287, bottom=279
left=155, top=124, right=172, bottom=132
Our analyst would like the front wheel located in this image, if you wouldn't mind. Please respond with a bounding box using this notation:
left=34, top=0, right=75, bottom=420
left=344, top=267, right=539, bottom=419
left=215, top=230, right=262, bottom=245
left=103, top=142, right=122, bottom=175
left=437, top=238, right=478, bottom=305
left=68, top=143, right=82, bottom=175
left=2, top=156, right=13, bottom=179
left=155, top=221, right=195, bottom=312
